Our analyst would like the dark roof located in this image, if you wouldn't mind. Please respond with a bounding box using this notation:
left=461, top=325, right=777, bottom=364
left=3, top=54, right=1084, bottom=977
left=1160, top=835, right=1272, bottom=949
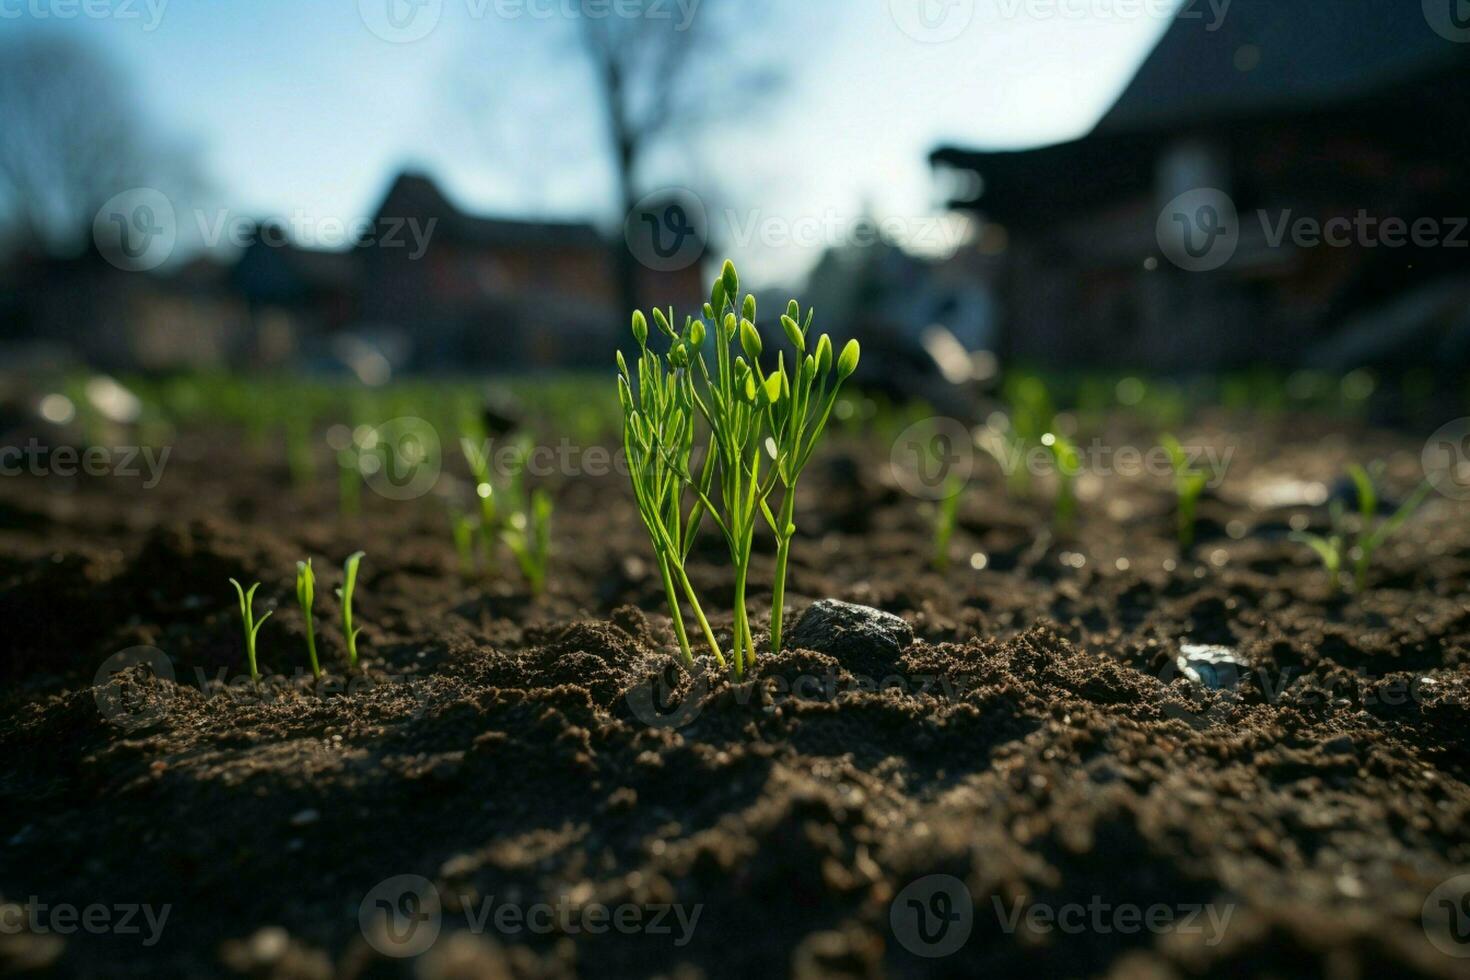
left=930, top=2, right=1470, bottom=223
left=1097, top=0, right=1465, bottom=135
left=370, top=172, right=604, bottom=250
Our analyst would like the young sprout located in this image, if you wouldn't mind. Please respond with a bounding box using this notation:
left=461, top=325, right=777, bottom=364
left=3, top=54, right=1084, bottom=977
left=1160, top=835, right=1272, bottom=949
left=1042, top=431, right=1079, bottom=534
left=460, top=435, right=500, bottom=567
left=762, top=294, right=861, bottom=656
left=502, top=489, right=553, bottom=595
left=337, top=446, right=361, bottom=520
left=296, top=559, right=321, bottom=680
left=1345, top=464, right=1431, bottom=592
left=618, top=305, right=725, bottom=670
left=336, top=551, right=365, bottom=671
left=449, top=507, right=478, bottom=579
left=1292, top=464, right=1431, bottom=593
left=931, top=474, right=964, bottom=571
left=1162, top=434, right=1207, bottom=549
left=618, top=261, right=860, bottom=676
left=228, top=578, right=271, bottom=686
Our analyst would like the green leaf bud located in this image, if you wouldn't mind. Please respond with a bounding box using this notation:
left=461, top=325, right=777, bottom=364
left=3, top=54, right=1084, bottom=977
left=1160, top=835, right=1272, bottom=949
left=739, top=318, right=763, bottom=362
left=781, top=314, right=805, bottom=352
left=837, top=338, right=861, bottom=380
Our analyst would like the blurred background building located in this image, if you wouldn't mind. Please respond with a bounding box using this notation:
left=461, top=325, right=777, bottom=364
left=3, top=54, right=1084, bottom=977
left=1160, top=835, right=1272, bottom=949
left=1, top=0, right=1468, bottom=392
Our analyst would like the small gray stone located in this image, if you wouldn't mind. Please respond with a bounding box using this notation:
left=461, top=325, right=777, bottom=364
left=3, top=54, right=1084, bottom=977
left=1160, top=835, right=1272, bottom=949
left=784, top=599, right=913, bottom=668
left=1176, top=644, right=1247, bottom=691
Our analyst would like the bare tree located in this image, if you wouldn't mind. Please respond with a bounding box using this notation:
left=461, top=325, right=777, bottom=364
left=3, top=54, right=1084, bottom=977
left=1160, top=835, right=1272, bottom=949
left=573, top=0, right=780, bottom=311
left=0, top=34, right=195, bottom=257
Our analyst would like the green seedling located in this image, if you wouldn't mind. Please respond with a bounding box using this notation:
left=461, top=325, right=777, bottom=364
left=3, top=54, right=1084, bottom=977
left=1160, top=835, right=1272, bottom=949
left=762, top=295, right=861, bottom=656
left=502, top=489, right=553, bottom=596
left=618, top=304, right=725, bottom=670
left=337, top=447, right=361, bottom=520
left=1163, top=434, right=1208, bottom=549
left=618, top=261, right=859, bottom=676
left=336, top=551, right=365, bottom=670
left=228, top=578, right=271, bottom=685
left=1292, top=463, right=1431, bottom=593
left=450, top=508, right=478, bottom=579
left=932, top=474, right=964, bottom=571
left=460, top=435, right=500, bottom=566
left=1043, top=432, right=1079, bottom=534
left=296, top=558, right=321, bottom=679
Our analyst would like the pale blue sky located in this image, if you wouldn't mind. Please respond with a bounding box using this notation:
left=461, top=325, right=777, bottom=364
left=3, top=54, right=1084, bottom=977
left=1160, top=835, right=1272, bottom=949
left=8, top=0, right=1178, bottom=283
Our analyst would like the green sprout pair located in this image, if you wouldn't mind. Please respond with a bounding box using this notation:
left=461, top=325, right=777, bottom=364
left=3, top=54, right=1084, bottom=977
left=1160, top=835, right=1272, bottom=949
left=1163, top=434, right=1208, bottom=549
left=229, top=552, right=367, bottom=684
left=617, top=260, right=859, bottom=677
left=457, top=432, right=553, bottom=595
left=1291, top=464, right=1430, bottom=594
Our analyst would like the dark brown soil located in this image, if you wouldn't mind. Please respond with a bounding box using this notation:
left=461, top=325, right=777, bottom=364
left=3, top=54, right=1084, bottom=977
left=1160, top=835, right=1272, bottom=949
left=1, top=412, right=1468, bottom=978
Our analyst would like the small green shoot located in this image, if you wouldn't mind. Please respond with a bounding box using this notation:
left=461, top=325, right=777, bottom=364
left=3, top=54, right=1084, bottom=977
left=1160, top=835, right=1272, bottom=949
left=931, top=474, right=964, bottom=571
left=619, top=261, right=859, bottom=676
left=502, top=489, right=552, bottom=595
left=337, top=447, right=361, bottom=520
left=1043, top=432, right=1079, bottom=534
left=228, top=578, right=271, bottom=685
left=296, top=558, right=321, bottom=679
left=460, top=435, right=500, bottom=566
left=1292, top=463, right=1431, bottom=593
left=336, top=551, right=365, bottom=670
left=449, top=508, right=478, bottom=579
left=1345, top=464, right=1431, bottom=592
left=1162, top=434, right=1207, bottom=549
